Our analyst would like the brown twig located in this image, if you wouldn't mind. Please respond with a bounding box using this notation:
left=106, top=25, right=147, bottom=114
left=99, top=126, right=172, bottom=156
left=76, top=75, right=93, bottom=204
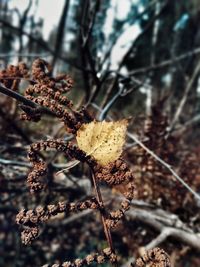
left=0, top=83, right=55, bottom=116
left=91, top=171, right=117, bottom=266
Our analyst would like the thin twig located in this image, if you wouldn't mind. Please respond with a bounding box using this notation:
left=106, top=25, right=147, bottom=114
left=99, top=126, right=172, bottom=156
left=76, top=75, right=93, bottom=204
left=0, top=53, right=50, bottom=58
left=98, top=79, right=139, bottom=121
left=167, top=59, right=200, bottom=134
left=127, top=132, right=200, bottom=202
left=0, top=83, right=55, bottom=116
left=0, top=158, right=30, bottom=167
left=91, top=172, right=116, bottom=258
left=0, top=83, right=36, bottom=108
left=98, top=85, right=123, bottom=121
left=174, top=113, right=200, bottom=133
left=0, top=157, right=81, bottom=171
left=129, top=47, right=200, bottom=75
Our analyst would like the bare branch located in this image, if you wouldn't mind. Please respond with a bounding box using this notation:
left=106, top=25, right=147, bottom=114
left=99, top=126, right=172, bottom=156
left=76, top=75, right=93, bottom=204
left=0, top=83, right=55, bottom=116
left=129, top=47, right=200, bottom=75
left=127, top=208, right=200, bottom=251
left=0, top=158, right=30, bottom=167
left=98, top=84, right=123, bottom=121
left=174, top=113, right=200, bottom=133
left=168, top=59, right=200, bottom=133
left=127, top=132, right=200, bottom=202
left=0, top=53, right=50, bottom=58
left=145, top=229, right=171, bottom=250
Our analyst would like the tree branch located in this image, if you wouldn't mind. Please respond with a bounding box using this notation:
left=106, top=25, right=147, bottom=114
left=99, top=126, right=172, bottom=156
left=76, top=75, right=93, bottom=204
left=0, top=83, right=55, bottom=116
left=167, top=59, right=200, bottom=134
left=129, top=47, right=200, bottom=75
left=127, top=208, right=200, bottom=251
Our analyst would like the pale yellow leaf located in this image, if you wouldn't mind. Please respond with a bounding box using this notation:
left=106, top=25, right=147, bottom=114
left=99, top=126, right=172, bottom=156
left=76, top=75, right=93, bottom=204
left=76, top=120, right=128, bottom=165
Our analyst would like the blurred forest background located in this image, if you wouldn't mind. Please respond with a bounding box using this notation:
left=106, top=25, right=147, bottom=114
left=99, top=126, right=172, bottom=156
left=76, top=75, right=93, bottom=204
left=0, top=0, right=200, bottom=266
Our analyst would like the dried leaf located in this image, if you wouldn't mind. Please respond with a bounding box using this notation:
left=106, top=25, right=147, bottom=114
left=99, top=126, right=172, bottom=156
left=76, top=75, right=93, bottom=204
left=76, top=120, right=128, bottom=165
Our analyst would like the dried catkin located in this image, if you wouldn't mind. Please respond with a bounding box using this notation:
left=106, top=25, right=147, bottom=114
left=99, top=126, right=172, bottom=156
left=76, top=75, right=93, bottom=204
left=42, top=247, right=117, bottom=267
left=21, top=227, right=39, bottom=245
left=94, top=158, right=134, bottom=228
left=27, top=139, right=97, bottom=193
left=16, top=198, right=100, bottom=226
left=17, top=58, right=93, bottom=132
left=135, top=247, right=171, bottom=267
left=0, top=62, right=29, bottom=90
left=16, top=198, right=100, bottom=244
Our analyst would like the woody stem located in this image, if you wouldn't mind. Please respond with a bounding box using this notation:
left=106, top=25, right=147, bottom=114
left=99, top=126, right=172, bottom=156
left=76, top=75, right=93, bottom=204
left=91, top=171, right=117, bottom=266
left=0, top=83, right=54, bottom=115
